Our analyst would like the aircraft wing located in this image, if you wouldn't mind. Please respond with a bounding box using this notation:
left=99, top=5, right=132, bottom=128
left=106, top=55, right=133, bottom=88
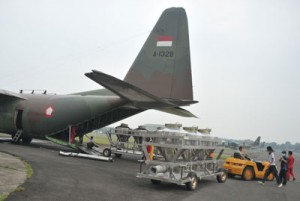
left=0, top=89, right=26, bottom=100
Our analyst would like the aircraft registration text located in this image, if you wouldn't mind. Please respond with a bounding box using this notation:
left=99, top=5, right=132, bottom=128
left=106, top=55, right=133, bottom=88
left=153, top=51, right=174, bottom=58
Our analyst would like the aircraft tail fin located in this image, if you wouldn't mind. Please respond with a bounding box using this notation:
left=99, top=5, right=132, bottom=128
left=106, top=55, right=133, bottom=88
left=124, top=7, right=194, bottom=102
left=252, top=136, right=261, bottom=146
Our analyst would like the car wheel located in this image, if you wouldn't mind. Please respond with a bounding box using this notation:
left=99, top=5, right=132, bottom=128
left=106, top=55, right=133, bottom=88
left=242, top=166, right=254, bottom=181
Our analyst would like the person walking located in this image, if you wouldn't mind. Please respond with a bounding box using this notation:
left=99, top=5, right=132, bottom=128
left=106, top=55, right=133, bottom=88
left=258, top=146, right=282, bottom=187
left=287, top=151, right=296, bottom=181
left=279, top=151, right=288, bottom=186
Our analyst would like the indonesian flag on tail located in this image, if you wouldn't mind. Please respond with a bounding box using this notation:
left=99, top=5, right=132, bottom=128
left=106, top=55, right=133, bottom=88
left=157, top=36, right=173, bottom=47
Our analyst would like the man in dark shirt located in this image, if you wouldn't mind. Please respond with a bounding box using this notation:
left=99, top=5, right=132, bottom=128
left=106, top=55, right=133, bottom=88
left=279, top=151, right=288, bottom=186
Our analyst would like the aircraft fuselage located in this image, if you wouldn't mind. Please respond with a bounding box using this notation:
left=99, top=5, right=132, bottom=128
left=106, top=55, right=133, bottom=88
left=0, top=94, right=126, bottom=138
left=0, top=7, right=197, bottom=144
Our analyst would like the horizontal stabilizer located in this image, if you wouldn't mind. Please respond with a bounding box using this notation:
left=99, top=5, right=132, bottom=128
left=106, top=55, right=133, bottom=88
left=85, top=70, right=176, bottom=109
left=0, top=89, right=26, bottom=100
left=155, top=107, right=198, bottom=118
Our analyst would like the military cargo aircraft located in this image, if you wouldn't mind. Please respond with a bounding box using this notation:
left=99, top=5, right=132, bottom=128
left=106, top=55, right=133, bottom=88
left=245, top=136, right=261, bottom=149
left=0, top=7, right=198, bottom=145
left=227, top=136, right=262, bottom=150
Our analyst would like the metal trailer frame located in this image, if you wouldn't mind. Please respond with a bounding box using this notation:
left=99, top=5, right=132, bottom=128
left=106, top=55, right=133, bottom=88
left=102, top=129, right=147, bottom=158
left=59, top=151, right=113, bottom=162
left=136, top=133, right=227, bottom=190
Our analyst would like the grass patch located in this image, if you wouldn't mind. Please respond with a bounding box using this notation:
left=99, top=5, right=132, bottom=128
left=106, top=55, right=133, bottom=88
left=23, top=160, right=33, bottom=178
left=14, top=156, right=33, bottom=178
left=0, top=133, right=10, bottom=138
left=79, top=133, right=139, bottom=149
left=0, top=193, right=8, bottom=201
left=13, top=186, right=24, bottom=192
left=0, top=154, right=32, bottom=201
left=83, top=134, right=110, bottom=146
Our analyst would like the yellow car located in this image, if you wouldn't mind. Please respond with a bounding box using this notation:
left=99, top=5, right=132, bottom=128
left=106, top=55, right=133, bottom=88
left=223, top=157, right=274, bottom=181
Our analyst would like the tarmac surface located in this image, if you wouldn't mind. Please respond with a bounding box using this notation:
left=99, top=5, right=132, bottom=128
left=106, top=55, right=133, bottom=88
left=0, top=152, right=27, bottom=198
left=0, top=140, right=299, bottom=201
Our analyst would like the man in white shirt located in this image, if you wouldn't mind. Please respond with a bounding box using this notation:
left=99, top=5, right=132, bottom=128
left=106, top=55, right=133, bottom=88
left=258, top=146, right=282, bottom=187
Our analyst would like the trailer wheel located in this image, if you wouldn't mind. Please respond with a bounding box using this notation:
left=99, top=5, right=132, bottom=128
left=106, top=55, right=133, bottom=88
left=217, top=171, right=227, bottom=183
left=151, top=179, right=161, bottom=185
left=103, top=148, right=111, bottom=157
left=186, top=173, right=198, bottom=191
left=242, top=166, right=254, bottom=181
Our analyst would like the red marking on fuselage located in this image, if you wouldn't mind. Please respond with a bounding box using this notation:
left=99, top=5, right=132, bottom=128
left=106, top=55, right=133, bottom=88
left=45, top=106, right=54, bottom=118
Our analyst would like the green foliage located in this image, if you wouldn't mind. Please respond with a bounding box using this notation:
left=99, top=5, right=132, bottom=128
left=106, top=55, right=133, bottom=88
left=83, top=134, right=110, bottom=145
left=0, top=193, right=8, bottom=201
left=13, top=186, right=24, bottom=192
left=0, top=133, right=10, bottom=137
left=82, top=133, right=137, bottom=148
left=23, top=160, right=33, bottom=178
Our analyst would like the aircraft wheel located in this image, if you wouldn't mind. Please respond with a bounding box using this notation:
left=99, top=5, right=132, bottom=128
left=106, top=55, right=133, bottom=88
left=22, top=137, right=32, bottom=144
left=103, top=148, right=111, bottom=157
left=242, top=166, right=254, bottom=181
left=151, top=179, right=161, bottom=185
left=217, top=170, right=227, bottom=183
left=186, top=173, right=198, bottom=191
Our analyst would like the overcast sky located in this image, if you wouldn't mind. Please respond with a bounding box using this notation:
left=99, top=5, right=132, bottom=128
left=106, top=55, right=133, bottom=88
left=0, top=0, right=299, bottom=143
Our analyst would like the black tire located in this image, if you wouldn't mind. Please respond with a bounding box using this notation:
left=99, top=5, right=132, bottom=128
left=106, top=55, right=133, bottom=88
left=185, top=173, right=198, bottom=191
left=217, top=171, right=227, bottom=183
left=242, top=166, right=255, bottom=181
left=103, top=148, right=111, bottom=157
left=150, top=179, right=161, bottom=185
left=22, top=136, right=32, bottom=144
left=228, top=173, right=235, bottom=178
left=115, top=153, right=122, bottom=158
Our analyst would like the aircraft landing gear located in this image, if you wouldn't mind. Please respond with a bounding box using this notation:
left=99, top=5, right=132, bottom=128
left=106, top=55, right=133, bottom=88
left=22, top=136, right=32, bottom=144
